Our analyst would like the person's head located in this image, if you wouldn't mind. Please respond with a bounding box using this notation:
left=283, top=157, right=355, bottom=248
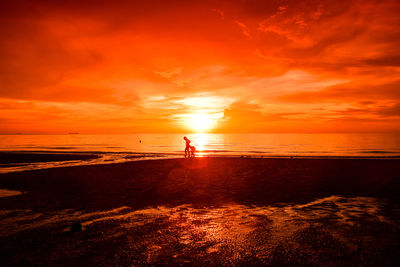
left=183, top=136, right=188, bottom=140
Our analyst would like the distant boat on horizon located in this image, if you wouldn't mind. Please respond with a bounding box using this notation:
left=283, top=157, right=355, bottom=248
left=68, top=132, right=80, bottom=135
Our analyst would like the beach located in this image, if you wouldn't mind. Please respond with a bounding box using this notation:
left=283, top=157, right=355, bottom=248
left=1, top=156, right=399, bottom=265
left=2, top=0, right=400, bottom=265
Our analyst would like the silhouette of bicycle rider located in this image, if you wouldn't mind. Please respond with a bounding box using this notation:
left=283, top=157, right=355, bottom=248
left=183, top=136, right=191, bottom=158
left=189, top=145, right=196, bottom=158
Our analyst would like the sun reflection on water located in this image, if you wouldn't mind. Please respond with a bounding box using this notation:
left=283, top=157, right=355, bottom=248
left=194, top=133, right=206, bottom=155
left=186, top=133, right=225, bottom=157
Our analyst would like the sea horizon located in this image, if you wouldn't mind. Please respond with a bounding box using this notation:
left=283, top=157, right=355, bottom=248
left=1, top=133, right=399, bottom=157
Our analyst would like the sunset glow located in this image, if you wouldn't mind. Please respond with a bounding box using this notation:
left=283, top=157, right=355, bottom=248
left=1, top=0, right=399, bottom=134
left=187, top=113, right=217, bottom=133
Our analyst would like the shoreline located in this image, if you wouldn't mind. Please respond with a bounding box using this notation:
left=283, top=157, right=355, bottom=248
left=2, top=150, right=400, bottom=161
left=1, top=151, right=400, bottom=174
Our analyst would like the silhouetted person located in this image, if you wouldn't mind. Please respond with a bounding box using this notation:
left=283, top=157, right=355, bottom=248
left=190, top=145, right=196, bottom=158
left=183, top=136, right=191, bottom=158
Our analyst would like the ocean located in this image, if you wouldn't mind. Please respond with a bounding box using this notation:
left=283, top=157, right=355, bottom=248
left=1, top=133, right=399, bottom=157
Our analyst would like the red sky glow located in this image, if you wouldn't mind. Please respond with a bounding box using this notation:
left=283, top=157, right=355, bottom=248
left=1, top=0, right=400, bottom=133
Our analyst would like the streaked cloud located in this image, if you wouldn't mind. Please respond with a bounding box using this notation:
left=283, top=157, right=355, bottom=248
left=0, top=0, right=399, bottom=133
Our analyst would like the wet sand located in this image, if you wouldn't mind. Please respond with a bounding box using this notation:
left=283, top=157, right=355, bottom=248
left=0, top=151, right=99, bottom=164
left=0, top=157, right=399, bottom=265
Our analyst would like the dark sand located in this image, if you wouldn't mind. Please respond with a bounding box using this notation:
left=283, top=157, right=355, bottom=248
left=0, top=157, right=399, bottom=265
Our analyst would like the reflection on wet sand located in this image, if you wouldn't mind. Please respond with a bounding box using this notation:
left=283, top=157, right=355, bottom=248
left=0, top=189, right=22, bottom=198
left=0, top=196, right=398, bottom=265
left=0, top=153, right=177, bottom=174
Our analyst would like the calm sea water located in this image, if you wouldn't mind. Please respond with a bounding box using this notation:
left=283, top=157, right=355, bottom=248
left=1, top=133, right=400, bottom=157
left=1, top=133, right=399, bottom=173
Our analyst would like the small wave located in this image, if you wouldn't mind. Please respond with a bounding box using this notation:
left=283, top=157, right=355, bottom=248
left=18, top=146, right=77, bottom=150
left=0, top=189, right=22, bottom=198
left=360, top=150, right=396, bottom=154
left=198, top=150, right=233, bottom=153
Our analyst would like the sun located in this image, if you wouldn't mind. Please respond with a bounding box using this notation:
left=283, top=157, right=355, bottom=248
left=187, top=112, right=216, bottom=132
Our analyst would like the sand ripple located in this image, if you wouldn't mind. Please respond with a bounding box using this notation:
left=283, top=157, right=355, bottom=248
left=0, top=195, right=398, bottom=265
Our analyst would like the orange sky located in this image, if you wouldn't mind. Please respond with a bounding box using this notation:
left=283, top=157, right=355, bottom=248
left=1, top=0, right=400, bottom=133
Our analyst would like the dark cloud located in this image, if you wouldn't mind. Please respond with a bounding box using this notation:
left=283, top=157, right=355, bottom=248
left=363, top=55, right=400, bottom=67
left=280, top=80, right=400, bottom=103
left=376, top=103, right=400, bottom=117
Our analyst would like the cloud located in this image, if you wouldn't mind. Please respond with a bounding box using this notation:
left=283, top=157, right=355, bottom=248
left=363, top=55, right=400, bottom=67
left=0, top=0, right=399, bottom=133
left=375, top=103, right=400, bottom=117
left=212, top=8, right=225, bottom=20
left=280, top=80, right=400, bottom=103
left=235, top=20, right=252, bottom=38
